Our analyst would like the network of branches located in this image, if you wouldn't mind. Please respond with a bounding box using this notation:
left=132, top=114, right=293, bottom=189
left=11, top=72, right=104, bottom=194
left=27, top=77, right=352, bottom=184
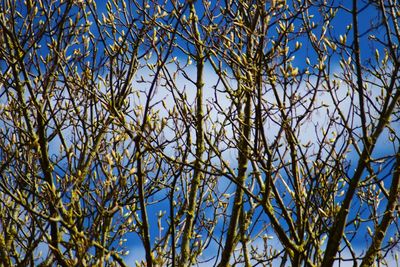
left=0, top=0, right=399, bottom=266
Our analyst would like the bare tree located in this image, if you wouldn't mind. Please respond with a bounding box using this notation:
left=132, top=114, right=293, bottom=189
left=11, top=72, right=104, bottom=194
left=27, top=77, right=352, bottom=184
left=0, top=0, right=399, bottom=266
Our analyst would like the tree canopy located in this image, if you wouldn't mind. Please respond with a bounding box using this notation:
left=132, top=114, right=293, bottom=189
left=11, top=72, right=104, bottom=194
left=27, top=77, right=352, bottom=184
left=0, top=0, right=399, bottom=266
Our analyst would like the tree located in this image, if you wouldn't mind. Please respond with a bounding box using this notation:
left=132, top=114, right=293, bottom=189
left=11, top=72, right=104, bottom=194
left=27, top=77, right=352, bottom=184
left=0, top=0, right=399, bottom=266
